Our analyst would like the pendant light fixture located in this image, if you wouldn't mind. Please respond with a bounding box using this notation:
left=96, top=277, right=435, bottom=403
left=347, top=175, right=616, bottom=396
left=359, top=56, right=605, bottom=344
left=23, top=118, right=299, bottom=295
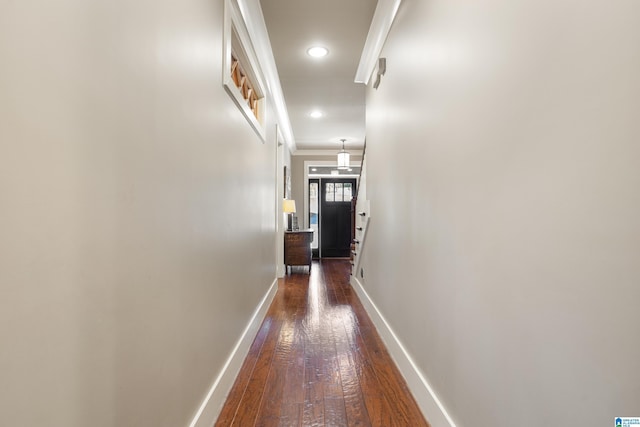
left=337, top=139, right=350, bottom=170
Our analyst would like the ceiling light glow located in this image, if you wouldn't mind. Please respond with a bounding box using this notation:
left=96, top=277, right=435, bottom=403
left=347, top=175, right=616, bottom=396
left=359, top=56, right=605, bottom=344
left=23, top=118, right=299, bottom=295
left=309, top=110, right=323, bottom=119
left=307, top=46, right=329, bottom=58
left=337, top=139, right=350, bottom=170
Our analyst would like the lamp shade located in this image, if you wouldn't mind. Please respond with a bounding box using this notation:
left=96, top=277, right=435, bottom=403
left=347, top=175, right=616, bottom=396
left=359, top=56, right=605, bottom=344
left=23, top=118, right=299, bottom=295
left=337, top=138, right=350, bottom=170
left=337, top=150, right=350, bottom=169
left=283, top=199, right=296, bottom=213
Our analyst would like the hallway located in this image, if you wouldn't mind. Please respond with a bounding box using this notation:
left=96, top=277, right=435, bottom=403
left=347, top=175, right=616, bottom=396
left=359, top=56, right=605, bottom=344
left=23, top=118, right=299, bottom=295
left=215, top=260, right=428, bottom=426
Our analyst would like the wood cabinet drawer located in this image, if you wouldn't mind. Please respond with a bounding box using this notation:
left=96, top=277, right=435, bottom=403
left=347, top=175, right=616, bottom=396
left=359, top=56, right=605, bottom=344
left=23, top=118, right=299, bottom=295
left=284, top=230, right=313, bottom=273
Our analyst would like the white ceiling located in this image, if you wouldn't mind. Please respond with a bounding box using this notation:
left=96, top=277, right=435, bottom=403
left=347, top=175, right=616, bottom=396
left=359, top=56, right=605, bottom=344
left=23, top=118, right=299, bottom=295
left=260, top=0, right=377, bottom=152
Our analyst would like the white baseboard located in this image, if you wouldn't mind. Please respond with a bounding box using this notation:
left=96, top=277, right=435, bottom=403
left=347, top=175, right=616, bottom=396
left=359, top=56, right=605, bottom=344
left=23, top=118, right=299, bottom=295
left=350, top=276, right=458, bottom=427
left=188, top=278, right=279, bottom=427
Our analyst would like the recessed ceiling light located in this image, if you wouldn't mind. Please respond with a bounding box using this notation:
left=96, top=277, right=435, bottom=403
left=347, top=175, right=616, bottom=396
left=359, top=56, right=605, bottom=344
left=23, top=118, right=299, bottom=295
left=309, top=110, right=323, bottom=119
left=307, top=46, right=329, bottom=58
left=311, top=168, right=317, bottom=172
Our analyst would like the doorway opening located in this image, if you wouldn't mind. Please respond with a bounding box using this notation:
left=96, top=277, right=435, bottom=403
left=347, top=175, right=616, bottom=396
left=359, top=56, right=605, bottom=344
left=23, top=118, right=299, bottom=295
left=306, top=164, right=359, bottom=258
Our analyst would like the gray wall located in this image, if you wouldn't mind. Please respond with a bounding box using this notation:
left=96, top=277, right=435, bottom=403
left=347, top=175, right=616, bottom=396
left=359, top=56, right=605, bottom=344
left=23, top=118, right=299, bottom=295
left=361, top=0, right=640, bottom=425
left=0, top=1, right=277, bottom=426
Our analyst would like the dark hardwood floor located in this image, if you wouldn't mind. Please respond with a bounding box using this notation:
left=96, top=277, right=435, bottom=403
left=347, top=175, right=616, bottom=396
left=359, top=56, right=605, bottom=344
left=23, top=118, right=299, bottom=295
left=215, top=259, right=429, bottom=427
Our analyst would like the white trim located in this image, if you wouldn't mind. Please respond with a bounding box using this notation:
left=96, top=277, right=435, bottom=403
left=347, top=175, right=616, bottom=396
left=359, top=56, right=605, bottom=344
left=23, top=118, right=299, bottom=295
left=235, top=0, right=296, bottom=152
left=276, top=126, right=286, bottom=278
left=188, top=278, right=278, bottom=427
left=351, top=201, right=370, bottom=277
left=223, top=0, right=267, bottom=142
left=350, top=276, right=458, bottom=427
left=303, top=160, right=360, bottom=231
left=354, top=0, right=403, bottom=84
left=308, top=174, right=360, bottom=179
left=293, top=149, right=363, bottom=156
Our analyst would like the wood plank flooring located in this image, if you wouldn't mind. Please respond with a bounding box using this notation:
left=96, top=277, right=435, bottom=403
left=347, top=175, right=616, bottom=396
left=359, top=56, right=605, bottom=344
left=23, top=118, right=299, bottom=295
left=215, top=259, right=429, bottom=427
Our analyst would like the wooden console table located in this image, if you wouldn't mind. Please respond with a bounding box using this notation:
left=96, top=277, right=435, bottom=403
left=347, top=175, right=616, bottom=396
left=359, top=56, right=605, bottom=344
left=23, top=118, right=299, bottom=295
left=284, top=229, right=313, bottom=274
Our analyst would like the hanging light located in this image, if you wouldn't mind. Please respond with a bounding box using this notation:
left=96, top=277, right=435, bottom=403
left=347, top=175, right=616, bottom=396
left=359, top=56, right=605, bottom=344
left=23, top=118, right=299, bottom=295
left=337, top=139, right=350, bottom=170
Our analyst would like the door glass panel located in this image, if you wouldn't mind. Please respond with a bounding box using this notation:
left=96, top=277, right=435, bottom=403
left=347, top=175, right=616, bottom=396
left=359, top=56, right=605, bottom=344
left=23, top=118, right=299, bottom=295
left=309, top=182, right=319, bottom=249
left=335, top=183, right=343, bottom=202
left=344, top=183, right=352, bottom=201
left=326, top=183, right=334, bottom=202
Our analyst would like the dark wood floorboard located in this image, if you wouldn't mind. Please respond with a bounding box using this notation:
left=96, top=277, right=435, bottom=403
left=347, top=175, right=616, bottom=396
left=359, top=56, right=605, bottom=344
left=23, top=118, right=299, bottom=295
left=215, top=259, right=429, bottom=427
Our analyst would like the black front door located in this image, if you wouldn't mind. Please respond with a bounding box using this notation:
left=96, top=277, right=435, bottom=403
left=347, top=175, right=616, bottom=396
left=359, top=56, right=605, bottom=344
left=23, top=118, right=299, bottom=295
left=320, top=178, right=356, bottom=257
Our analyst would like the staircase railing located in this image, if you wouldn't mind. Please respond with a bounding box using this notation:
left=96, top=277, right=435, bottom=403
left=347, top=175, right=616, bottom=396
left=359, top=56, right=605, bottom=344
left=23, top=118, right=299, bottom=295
left=350, top=140, right=368, bottom=278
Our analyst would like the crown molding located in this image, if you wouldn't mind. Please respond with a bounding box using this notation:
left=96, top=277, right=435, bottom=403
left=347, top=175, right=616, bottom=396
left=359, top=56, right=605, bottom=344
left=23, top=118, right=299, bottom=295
left=236, top=0, right=296, bottom=152
left=293, top=149, right=363, bottom=157
left=354, top=0, right=403, bottom=84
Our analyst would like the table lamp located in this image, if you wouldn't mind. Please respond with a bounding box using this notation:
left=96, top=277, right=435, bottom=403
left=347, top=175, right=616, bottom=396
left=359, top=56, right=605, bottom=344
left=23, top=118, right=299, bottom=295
left=283, top=199, right=296, bottom=231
